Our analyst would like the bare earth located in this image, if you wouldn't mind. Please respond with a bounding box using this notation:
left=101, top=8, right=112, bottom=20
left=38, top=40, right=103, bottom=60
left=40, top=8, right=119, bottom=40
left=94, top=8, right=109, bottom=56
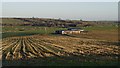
left=1, top=35, right=119, bottom=61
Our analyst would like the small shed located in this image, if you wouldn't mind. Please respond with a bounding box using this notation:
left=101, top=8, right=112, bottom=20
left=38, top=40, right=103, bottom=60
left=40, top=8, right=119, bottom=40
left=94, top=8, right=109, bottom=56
left=55, top=28, right=86, bottom=35
left=55, top=30, right=81, bottom=34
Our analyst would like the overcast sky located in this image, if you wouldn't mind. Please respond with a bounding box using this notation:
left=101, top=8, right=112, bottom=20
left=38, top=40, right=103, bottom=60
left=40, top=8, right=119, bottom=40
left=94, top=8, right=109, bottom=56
left=1, top=0, right=120, bottom=2
left=1, top=2, right=118, bottom=21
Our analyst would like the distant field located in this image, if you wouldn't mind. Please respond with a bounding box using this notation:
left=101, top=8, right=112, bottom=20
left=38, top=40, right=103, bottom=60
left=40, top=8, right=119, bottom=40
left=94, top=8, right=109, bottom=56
left=2, top=26, right=67, bottom=32
left=2, top=26, right=67, bottom=38
left=0, top=18, right=24, bottom=24
left=2, top=25, right=118, bottom=42
left=79, top=25, right=118, bottom=42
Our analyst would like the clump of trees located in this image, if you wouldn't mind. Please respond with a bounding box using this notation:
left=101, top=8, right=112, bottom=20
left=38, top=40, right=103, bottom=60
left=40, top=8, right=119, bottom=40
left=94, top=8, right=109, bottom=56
left=15, top=18, right=79, bottom=27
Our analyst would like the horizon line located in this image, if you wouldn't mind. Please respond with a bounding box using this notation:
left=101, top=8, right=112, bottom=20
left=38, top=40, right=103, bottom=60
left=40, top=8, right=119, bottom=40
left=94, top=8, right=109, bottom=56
left=0, top=17, right=118, bottom=21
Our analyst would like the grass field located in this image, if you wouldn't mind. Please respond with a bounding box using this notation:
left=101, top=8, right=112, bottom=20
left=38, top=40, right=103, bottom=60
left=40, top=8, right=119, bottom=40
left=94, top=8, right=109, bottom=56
left=2, top=26, right=67, bottom=38
left=0, top=18, right=25, bottom=24
left=2, top=25, right=118, bottom=42
left=75, top=25, right=118, bottom=42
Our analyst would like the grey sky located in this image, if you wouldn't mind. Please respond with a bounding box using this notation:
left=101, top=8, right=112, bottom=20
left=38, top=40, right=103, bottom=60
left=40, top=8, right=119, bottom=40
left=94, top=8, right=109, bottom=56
left=2, top=2, right=118, bottom=21
left=2, top=0, right=119, bottom=2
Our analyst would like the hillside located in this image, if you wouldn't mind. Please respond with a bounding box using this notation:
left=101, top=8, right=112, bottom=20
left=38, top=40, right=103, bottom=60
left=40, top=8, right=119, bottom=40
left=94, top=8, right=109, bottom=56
left=1, top=18, right=119, bottom=66
left=1, top=18, right=30, bottom=26
left=1, top=18, right=118, bottom=27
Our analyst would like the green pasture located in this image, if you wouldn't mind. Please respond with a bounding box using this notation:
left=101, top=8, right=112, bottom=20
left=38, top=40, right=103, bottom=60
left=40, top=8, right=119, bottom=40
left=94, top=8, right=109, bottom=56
left=1, top=18, right=24, bottom=24
left=2, top=24, right=118, bottom=39
left=82, top=25, right=118, bottom=31
left=2, top=26, right=67, bottom=38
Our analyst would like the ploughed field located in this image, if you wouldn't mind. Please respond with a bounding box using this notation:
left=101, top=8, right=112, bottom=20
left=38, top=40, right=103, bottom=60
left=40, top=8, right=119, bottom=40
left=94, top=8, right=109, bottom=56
left=2, top=35, right=119, bottom=61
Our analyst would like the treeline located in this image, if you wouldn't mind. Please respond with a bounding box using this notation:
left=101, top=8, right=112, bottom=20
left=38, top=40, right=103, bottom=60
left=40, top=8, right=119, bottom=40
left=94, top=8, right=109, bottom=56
left=1, top=18, right=118, bottom=27
left=14, top=18, right=82, bottom=27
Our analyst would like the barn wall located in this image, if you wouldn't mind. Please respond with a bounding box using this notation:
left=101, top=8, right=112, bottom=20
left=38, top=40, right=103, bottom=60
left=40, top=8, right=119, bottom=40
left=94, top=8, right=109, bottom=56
left=62, top=30, right=81, bottom=34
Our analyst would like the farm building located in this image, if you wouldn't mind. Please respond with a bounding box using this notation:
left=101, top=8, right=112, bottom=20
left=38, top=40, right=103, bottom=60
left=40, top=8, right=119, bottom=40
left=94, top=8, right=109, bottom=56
left=55, top=28, right=86, bottom=34
left=67, top=28, right=81, bottom=30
